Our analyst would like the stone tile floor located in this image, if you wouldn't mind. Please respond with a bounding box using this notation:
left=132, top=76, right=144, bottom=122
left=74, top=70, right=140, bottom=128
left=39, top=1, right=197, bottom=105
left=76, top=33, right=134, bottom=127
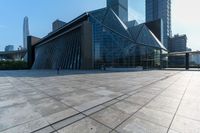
left=0, top=70, right=200, bottom=133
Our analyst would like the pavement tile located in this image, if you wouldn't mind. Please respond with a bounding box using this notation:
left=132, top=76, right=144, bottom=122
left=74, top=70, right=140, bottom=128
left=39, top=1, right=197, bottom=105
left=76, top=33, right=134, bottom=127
left=33, top=126, right=55, bottom=133
left=110, top=101, right=142, bottom=115
left=29, top=98, right=69, bottom=117
left=146, top=96, right=180, bottom=113
left=74, top=97, right=112, bottom=112
left=41, top=87, right=76, bottom=96
left=45, top=108, right=79, bottom=124
left=177, top=100, right=200, bottom=121
left=22, top=90, right=49, bottom=100
left=91, top=106, right=130, bottom=129
left=83, top=105, right=106, bottom=116
left=124, top=93, right=153, bottom=106
left=0, top=94, right=27, bottom=108
left=0, top=103, right=42, bottom=131
left=168, top=130, right=180, bottom=133
left=54, top=91, right=101, bottom=107
left=171, top=115, right=200, bottom=133
left=116, top=117, right=168, bottom=133
left=52, top=114, right=85, bottom=130
left=1, top=118, right=49, bottom=133
left=57, top=117, right=111, bottom=133
left=0, top=70, right=195, bottom=133
left=102, top=99, right=119, bottom=107
left=135, top=107, right=174, bottom=127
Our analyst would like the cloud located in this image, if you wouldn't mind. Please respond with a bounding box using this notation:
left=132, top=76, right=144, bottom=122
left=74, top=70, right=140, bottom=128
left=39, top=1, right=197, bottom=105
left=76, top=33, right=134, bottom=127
left=128, top=7, right=145, bottom=23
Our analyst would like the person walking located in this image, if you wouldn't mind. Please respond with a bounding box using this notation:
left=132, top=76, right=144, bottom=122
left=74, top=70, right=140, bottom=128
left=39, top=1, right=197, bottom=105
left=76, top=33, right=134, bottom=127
left=57, top=67, right=60, bottom=75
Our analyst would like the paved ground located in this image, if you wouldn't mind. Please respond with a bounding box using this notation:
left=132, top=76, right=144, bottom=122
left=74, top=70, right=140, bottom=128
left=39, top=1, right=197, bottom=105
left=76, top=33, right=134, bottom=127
left=0, top=70, right=200, bottom=133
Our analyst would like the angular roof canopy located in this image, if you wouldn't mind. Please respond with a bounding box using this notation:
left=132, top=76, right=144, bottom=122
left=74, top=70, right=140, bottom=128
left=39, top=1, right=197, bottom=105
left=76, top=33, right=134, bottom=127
left=35, top=7, right=166, bottom=51
left=89, top=8, right=167, bottom=50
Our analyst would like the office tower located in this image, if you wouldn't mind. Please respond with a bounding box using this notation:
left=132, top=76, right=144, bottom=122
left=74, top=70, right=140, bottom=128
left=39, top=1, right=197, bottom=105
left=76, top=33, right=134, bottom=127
left=23, top=16, right=30, bottom=49
left=169, top=34, right=187, bottom=52
left=107, top=0, right=128, bottom=22
left=52, top=19, right=66, bottom=31
left=168, top=34, right=187, bottom=67
left=146, top=0, right=172, bottom=49
left=5, top=45, right=14, bottom=52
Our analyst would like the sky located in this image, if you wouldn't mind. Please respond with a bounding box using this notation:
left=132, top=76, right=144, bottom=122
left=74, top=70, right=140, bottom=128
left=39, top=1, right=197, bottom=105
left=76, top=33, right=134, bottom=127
left=0, top=0, right=199, bottom=51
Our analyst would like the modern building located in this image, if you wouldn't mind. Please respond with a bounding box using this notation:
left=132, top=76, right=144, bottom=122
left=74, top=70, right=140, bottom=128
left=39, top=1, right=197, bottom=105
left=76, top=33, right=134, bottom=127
left=190, top=54, right=200, bottom=65
left=23, top=16, right=30, bottom=49
left=4, top=45, right=14, bottom=52
left=168, top=34, right=187, bottom=67
left=28, top=0, right=167, bottom=70
left=145, top=0, right=172, bottom=49
left=169, top=34, right=187, bottom=52
left=0, top=49, right=27, bottom=61
left=52, top=20, right=66, bottom=31
left=107, top=0, right=128, bottom=22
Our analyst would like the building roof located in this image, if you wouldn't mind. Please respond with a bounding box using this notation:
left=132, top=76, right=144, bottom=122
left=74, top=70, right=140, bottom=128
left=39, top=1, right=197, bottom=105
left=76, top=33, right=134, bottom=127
left=34, top=13, right=89, bottom=47
left=33, top=7, right=167, bottom=51
left=90, top=8, right=167, bottom=50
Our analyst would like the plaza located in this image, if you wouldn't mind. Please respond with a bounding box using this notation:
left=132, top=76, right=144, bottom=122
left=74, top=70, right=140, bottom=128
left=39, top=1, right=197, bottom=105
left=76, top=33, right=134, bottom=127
left=0, top=70, right=200, bottom=133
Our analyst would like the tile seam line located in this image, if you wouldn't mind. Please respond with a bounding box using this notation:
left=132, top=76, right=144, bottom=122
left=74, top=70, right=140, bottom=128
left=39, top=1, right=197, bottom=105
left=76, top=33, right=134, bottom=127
left=5, top=71, right=181, bottom=132
left=15, top=71, right=180, bottom=118
left=166, top=73, right=193, bottom=133
left=76, top=72, right=181, bottom=118
left=17, top=72, right=181, bottom=127
left=17, top=79, right=127, bottom=132
left=110, top=72, right=183, bottom=132
left=90, top=73, right=184, bottom=132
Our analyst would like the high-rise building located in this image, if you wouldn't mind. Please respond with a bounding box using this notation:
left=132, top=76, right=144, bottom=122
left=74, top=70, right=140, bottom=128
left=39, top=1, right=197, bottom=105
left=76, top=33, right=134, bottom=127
left=23, top=16, right=30, bottom=49
left=169, top=34, right=187, bottom=52
left=52, top=19, right=66, bottom=31
left=4, top=45, right=14, bottom=52
left=145, top=0, right=172, bottom=49
left=168, top=34, right=187, bottom=67
left=107, top=0, right=128, bottom=22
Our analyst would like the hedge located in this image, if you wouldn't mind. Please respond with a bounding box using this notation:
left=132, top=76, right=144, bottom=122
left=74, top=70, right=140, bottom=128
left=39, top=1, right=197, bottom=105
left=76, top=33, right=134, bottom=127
left=0, top=61, right=28, bottom=70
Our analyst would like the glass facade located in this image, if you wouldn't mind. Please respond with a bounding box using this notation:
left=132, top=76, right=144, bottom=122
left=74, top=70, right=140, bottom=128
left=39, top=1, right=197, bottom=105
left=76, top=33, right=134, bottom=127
left=31, top=5, right=167, bottom=70
left=146, top=0, right=172, bottom=49
left=32, top=28, right=82, bottom=69
left=89, top=8, right=166, bottom=69
left=107, top=0, right=128, bottom=22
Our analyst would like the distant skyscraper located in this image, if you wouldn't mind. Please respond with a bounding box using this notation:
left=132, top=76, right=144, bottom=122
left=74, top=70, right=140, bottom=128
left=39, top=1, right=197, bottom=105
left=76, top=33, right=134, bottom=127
left=5, top=45, right=14, bottom=52
left=145, top=0, right=172, bottom=49
left=23, top=16, right=29, bottom=49
left=168, top=34, right=187, bottom=66
left=107, top=0, right=128, bottom=22
left=52, top=19, right=66, bottom=31
left=169, top=34, right=187, bottom=52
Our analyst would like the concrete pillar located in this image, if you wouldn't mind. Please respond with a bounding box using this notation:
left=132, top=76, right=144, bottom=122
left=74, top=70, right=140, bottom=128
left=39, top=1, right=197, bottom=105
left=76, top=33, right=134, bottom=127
left=27, top=36, right=40, bottom=69
left=80, top=21, right=93, bottom=69
left=186, top=53, right=189, bottom=70
left=27, top=36, right=34, bottom=69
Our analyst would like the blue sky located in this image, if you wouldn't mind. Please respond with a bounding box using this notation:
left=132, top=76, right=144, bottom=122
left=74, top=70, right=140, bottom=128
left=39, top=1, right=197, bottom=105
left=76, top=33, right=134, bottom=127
left=0, top=0, right=199, bottom=51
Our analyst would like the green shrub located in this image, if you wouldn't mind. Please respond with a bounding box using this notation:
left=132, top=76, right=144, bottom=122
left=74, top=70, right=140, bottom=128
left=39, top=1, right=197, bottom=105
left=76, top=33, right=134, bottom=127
left=0, top=61, right=28, bottom=70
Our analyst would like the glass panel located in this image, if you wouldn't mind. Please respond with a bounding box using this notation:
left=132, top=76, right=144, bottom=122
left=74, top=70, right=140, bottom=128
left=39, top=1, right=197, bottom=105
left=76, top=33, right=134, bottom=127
left=89, top=13, right=163, bottom=69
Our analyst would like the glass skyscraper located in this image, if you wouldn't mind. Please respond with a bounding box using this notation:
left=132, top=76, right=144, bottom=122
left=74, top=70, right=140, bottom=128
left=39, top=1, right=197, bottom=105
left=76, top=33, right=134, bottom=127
left=23, top=16, right=30, bottom=49
left=107, top=0, right=128, bottom=22
left=146, top=0, right=172, bottom=49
